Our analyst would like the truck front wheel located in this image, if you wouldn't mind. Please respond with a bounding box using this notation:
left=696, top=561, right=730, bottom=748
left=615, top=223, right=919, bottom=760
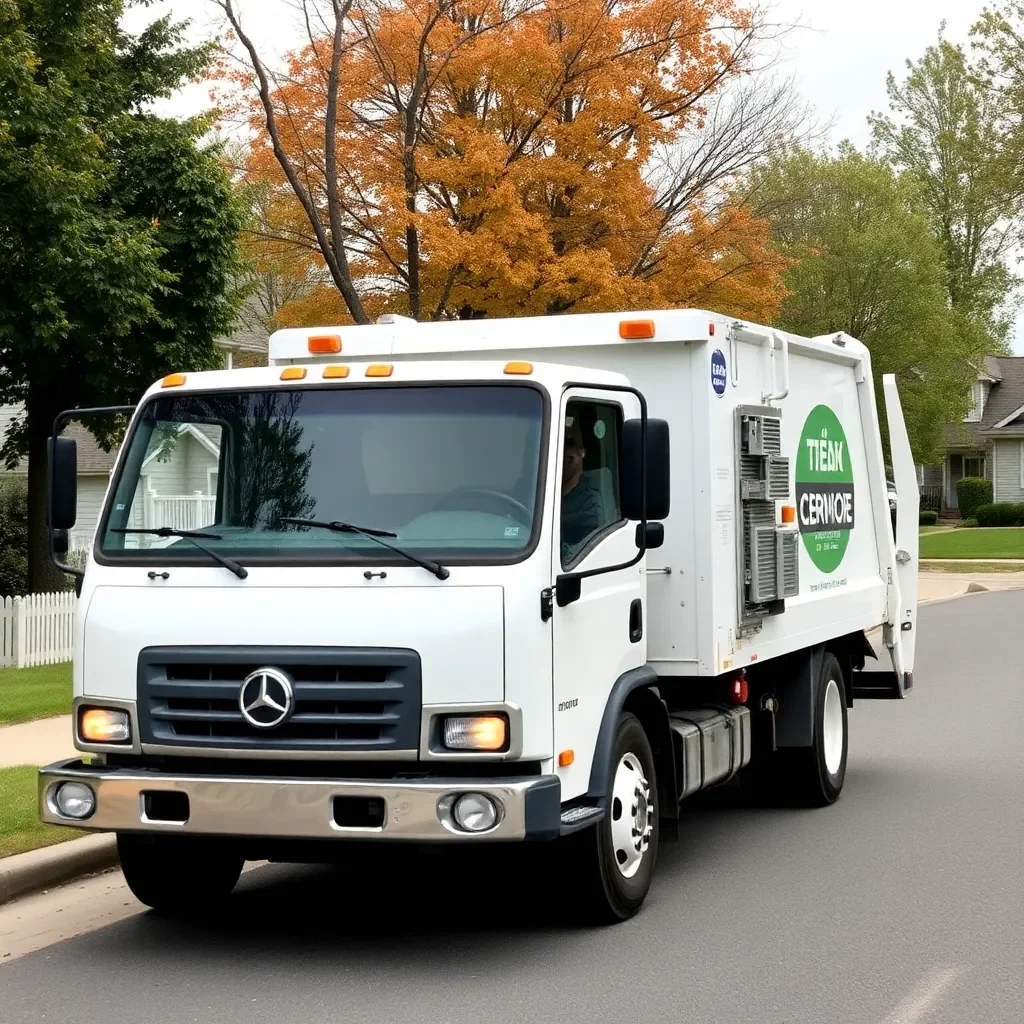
left=565, top=712, right=659, bottom=923
left=117, top=833, right=244, bottom=914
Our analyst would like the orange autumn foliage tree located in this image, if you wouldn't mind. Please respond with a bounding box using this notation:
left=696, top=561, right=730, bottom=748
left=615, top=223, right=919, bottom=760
left=217, top=0, right=790, bottom=325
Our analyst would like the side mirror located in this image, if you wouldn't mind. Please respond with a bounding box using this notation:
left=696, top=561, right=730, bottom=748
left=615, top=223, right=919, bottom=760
left=48, top=436, right=78, bottom=531
left=635, top=522, right=664, bottom=550
left=621, top=418, right=670, bottom=522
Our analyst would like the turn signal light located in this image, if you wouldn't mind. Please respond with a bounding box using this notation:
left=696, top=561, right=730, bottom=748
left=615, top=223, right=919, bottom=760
left=558, top=749, right=575, bottom=767
left=308, top=334, right=342, bottom=354
left=79, top=708, right=131, bottom=744
left=781, top=505, right=796, bottom=524
left=504, top=361, right=534, bottom=375
left=619, top=319, right=655, bottom=340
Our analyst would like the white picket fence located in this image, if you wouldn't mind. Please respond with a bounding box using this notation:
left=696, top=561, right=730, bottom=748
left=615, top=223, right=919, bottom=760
left=0, top=592, right=76, bottom=669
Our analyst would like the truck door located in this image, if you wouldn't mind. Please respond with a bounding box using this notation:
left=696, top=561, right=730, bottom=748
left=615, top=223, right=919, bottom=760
left=883, top=374, right=919, bottom=684
left=551, top=389, right=646, bottom=802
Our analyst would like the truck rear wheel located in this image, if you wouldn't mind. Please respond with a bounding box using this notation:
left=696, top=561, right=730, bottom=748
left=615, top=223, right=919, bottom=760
left=117, top=833, right=244, bottom=914
left=777, top=652, right=849, bottom=807
left=565, top=712, right=659, bottom=923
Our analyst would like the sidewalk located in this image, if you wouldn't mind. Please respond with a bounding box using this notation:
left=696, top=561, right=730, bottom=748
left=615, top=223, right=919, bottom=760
left=0, top=716, right=76, bottom=769
left=918, top=571, right=1024, bottom=604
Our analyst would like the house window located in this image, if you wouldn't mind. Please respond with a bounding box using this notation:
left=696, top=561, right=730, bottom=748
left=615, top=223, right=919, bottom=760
left=964, top=455, right=985, bottom=479
left=964, top=381, right=985, bottom=423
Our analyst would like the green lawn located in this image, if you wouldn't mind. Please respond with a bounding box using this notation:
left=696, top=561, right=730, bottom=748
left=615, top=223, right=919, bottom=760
left=0, top=662, right=73, bottom=726
left=919, top=528, right=1024, bottom=561
left=0, top=765, right=83, bottom=858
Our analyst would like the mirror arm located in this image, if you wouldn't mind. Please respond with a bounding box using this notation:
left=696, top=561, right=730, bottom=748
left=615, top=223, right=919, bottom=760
left=48, top=405, right=136, bottom=581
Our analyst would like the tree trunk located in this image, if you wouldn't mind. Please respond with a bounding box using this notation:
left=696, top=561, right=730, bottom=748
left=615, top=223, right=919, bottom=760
left=27, top=401, right=68, bottom=595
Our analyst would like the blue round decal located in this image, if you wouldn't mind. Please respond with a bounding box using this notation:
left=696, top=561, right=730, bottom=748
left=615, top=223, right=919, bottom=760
left=711, top=348, right=727, bottom=396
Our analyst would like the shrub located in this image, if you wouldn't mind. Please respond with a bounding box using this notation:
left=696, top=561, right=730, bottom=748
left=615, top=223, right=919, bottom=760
left=975, top=502, right=1024, bottom=527
left=958, top=517, right=979, bottom=528
left=919, top=510, right=938, bottom=526
left=950, top=473, right=991, bottom=516
left=0, top=479, right=28, bottom=597
left=956, top=476, right=993, bottom=519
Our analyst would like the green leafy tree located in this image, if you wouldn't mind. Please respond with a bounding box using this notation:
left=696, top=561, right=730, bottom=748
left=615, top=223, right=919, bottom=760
left=749, top=146, right=985, bottom=462
left=0, top=1, right=247, bottom=591
left=0, top=479, right=28, bottom=597
left=869, top=28, right=1022, bottom=349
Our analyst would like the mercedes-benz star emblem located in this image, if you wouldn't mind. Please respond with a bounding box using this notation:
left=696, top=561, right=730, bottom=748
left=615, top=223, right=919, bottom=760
left=239, top=667, right=294, bottom=730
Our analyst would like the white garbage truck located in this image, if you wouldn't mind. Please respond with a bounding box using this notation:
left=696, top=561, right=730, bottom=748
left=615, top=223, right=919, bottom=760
left=38, top=308, right=919, bottom=921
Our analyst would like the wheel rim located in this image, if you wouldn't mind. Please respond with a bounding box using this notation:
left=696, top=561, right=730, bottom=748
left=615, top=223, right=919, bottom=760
left=610, top=751, right=653, bottom=879
left=822, top=677, right=844, bottom=776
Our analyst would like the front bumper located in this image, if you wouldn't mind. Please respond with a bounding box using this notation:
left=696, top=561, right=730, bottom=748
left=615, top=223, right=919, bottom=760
left=38, top=760, right=562, bottom=843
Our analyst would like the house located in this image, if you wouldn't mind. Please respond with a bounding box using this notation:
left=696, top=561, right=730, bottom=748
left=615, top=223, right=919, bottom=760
left=0, top=317, right=267, bottom=550
left=918, top=356, right=1024, bottom=513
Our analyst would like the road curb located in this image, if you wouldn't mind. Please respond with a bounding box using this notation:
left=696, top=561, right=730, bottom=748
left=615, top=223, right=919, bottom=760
left=0, top=834, right=118, bottom=907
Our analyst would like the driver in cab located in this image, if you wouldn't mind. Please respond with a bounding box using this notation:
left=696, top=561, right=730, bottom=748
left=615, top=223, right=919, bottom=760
left=561, top=419, right=602, bottom=557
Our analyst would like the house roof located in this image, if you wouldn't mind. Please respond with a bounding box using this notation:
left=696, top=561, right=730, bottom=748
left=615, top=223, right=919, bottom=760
left=216, top=294, right=270, bottom=355
left=0, top=404, right=117, bottom=475
left=977, top=356, right=1024, bottom=434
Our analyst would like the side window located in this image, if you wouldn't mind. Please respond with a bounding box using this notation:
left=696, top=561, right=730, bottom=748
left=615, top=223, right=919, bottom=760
left=560, top=399, right=624, bottom=566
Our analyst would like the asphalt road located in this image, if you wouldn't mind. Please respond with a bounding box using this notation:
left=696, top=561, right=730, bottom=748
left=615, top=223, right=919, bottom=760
left=2, top=591, right=1023, bottom=1024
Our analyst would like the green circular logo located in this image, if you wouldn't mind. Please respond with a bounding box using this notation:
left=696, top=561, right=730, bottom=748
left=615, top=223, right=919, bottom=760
left=795, top=406, right=855, bottom=573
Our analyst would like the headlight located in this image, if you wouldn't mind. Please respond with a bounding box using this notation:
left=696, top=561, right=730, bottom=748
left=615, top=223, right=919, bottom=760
left=442, top=714, right=508, bottom=752
left=79, top=707, right=131, bottom=744
left=52, top=781, right=96, bottom=820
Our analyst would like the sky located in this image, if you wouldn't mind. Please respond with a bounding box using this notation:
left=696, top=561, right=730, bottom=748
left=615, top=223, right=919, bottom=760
left=127, top=0, right=1021, bottom=350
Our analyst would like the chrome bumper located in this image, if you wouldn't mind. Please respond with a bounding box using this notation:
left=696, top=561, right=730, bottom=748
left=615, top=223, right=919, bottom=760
left=38, top=760, right=561, bottom=843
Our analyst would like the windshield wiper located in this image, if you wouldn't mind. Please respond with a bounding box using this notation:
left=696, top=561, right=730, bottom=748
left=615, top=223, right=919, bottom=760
left=280, top=517, right=450, bottom=581
left=112, top=528, right=248, bottom=580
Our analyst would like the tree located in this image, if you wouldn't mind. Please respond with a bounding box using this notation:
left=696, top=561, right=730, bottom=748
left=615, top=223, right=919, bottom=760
left=0, top=1, right=247, bottom=591
left=0, top=479, right=28, bottom=598
left=869, top=29, right=1022, bottom=349
left=749, top=146, right=985, bottom=462
left=214, top=0, right=796, bottom=326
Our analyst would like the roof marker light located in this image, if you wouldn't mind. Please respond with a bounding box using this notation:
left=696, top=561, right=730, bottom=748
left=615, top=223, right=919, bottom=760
left=619, top=319, right=655, bottom=340
left=161, top=373, right=186, bottom=388
left=366, top=364, right=393, bottom=378
left=280, top=366, right=307, bottom=381
left=504, top=361, right=534, bottom=375
left=323, top=365, right=350, bottom=379
left=308, top=334, right=342, bottom=354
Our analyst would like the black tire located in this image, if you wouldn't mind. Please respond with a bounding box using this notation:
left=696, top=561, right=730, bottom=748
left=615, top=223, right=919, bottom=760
left=563, top=712, right=659, bottom=923
left=117, top=833, right=244, bottom=914
left=776, top=652, right=849, bottom=807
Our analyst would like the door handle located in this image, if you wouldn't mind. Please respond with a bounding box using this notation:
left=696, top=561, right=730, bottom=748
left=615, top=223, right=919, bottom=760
left=629, top=599, right=643, bottom=644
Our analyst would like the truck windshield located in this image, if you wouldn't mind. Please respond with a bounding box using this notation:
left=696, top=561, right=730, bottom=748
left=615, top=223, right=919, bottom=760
left=98, top=384, right=545, bottom=566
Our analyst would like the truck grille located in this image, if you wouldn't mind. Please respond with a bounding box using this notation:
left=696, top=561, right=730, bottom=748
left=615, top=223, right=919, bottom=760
left=138, top=647, right=421, bottom=755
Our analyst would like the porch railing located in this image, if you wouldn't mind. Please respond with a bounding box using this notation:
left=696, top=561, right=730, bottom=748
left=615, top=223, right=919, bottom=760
left=920, top=485, right=942, bottom=512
